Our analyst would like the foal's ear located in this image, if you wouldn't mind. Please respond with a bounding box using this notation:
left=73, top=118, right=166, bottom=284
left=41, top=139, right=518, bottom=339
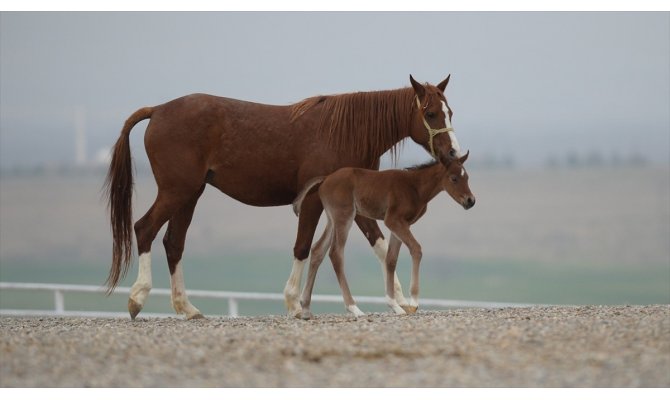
left=458, top=150, right=470, bottom=164
left=409, top=74, right=425, bottom=99
left=437, top=74, right=451, bottom=92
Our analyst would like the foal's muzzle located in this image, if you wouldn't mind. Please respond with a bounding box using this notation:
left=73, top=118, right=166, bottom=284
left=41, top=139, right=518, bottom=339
left=462, top=196, right=476, bottom=210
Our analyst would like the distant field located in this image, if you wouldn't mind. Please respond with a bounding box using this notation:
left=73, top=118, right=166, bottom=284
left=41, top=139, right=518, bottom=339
left=1, top=166, right=668, bottom=316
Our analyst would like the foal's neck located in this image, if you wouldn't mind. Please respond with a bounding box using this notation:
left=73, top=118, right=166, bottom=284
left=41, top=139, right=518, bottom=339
left=410, top=163, right=446, bottom=203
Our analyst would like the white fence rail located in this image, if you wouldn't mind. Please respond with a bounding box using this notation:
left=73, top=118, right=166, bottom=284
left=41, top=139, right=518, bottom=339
left=0, top=282, right=539, bottom=318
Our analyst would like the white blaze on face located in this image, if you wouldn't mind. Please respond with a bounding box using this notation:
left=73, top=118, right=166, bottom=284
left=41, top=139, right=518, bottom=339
left=442, top=100, right=462, bottom=157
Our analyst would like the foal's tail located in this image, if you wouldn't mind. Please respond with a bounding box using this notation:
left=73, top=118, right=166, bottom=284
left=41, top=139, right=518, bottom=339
left=293, top=176, right=326, bottom=216
left=103, top=107, right=153, bottom=294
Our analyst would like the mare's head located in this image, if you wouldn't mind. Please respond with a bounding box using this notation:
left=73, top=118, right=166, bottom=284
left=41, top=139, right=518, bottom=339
left=442, top=151, right=475, bottom=210
left=409, top=74, right=462, bottom=167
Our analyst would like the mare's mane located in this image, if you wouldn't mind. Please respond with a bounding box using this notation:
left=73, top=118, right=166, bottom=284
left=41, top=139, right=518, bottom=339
left=290, top=87, right=418, bottom=162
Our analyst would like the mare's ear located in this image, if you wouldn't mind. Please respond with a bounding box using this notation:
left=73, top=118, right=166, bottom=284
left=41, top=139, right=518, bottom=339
left=409, top=74, right=425, bottom=100
left=458, top=150, right=470, bottom=164
left=437, top=74, right=451, bottom=92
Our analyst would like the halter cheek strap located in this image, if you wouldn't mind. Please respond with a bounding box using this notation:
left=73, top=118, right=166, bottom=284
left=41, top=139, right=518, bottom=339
left=415, top=97, right=454, bottom=158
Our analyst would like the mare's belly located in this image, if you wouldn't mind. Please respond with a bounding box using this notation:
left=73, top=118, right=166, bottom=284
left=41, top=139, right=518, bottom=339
left=207, top=168, right=295, bottom=207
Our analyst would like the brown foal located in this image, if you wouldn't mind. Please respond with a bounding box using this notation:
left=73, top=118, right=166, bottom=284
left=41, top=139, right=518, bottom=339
left=293, top=152, right=475, bottom=319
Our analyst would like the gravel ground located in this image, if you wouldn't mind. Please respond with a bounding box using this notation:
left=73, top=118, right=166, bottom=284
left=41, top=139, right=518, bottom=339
left=1, top=305, right=668, bottom=387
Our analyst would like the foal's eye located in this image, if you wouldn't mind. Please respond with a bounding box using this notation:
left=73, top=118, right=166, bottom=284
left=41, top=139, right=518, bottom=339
left=450, top=176, right=458, bottom=183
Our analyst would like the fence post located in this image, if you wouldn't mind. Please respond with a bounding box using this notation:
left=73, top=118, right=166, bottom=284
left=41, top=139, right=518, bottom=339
left=54, top=290, right=65, bottom=315
left=228, top=298, right=238, bottom=318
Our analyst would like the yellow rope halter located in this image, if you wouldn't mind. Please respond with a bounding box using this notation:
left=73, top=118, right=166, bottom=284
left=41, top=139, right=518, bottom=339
left=415, top=97, right=454, bottom=158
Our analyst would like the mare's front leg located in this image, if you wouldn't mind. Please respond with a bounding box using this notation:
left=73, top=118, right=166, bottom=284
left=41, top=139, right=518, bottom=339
left=385, top=219, right=422, bottom=314
left=284, top=192, right=323, bottom=318
left=354, top=216, right=410, bottom=308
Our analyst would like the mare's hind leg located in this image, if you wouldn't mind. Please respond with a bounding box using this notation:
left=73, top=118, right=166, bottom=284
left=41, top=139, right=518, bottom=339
left=162, top=184, right=206, bottom=320
left=355, top=216, right=409, bottom=309
left=284, top=193, right=323, bottom=318
left=299, top=219, right=333, bottom=320
left=129, top=189, right=198, bottom=319
left=329, top=210, right=364, bottom=317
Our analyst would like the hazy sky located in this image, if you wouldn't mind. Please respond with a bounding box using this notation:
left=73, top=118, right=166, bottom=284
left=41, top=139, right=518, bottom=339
left=1, top=12, right=668, bottom=168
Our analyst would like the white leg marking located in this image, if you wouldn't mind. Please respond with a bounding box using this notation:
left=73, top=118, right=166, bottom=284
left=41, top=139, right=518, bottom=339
left=373, top=238, right=409, bottom=307
left=284, top=258, right=306, bottom=317
left=386, top=295, right=407, bottom=315
left=129, top=252, right=152, bottom=307
left=170, top=260, right=202, bottom=319
left=372, top=237, right=388, bottom=261
left=346, top=304, right=365, bottom=317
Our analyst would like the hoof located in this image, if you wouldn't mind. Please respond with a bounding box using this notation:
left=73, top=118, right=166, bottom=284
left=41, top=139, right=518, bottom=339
left=401, top=305, right=418, bottom=314
left=287, top=304, right=303, bottom=319
left=187, top=313, right=205, bottom=320
left=391, top=306, right=407, bottom=315
left=346, top=305, right=365, bottom=318
left=128, top=299, right=143, bottom=320
left=301, top=310, right=313, bottom=320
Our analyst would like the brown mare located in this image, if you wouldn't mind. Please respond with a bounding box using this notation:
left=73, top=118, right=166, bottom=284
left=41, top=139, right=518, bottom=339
left=104, top=74, right=462, bottom=319
left=293, top=152, right=474, bottom=319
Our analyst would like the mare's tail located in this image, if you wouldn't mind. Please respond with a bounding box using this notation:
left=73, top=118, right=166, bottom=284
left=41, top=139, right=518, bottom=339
left=103, top=107, right=153, bottom=294
left=293, top=176, right=326, bottom=216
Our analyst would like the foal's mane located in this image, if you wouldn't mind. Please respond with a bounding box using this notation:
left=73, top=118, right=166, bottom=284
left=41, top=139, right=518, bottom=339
left=290, top=87, right=417, bottom=162
left=405, top=159, right=438, bottom=171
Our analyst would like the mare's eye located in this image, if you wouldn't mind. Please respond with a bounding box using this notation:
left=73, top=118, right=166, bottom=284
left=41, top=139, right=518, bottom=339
left=426, top=111, right=436, bottom=118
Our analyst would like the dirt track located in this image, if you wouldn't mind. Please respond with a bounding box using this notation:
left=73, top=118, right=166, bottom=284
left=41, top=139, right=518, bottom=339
left=1, top=305, right=668, bottom=387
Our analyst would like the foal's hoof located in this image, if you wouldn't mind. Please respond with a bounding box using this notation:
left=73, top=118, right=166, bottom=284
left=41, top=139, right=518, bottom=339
left=187, top=313, right=205, bottom=320
left=301, top=310, right=313, bottom=320
left=401, top=305, right=419, bottom=314
left=287, top=307, right=303, bottom=319
left=128, top=299, right=143, bottom=320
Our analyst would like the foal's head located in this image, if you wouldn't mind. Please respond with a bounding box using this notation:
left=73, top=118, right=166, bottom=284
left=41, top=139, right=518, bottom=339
left=409, top=74, right=462, bottom=167
left=443, top=151, right=475, bottom=210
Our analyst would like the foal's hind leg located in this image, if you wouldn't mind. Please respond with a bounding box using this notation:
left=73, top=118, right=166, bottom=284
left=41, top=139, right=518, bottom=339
left=284, top=193, right=323, bottom=318
left=355, top=216, right=410, bottom=309
left=129, top=189, right=197, bottom=319
left=384, top=233, right=407, bottom=315
left=329, top=211, right=364, bottom=317
left=162, top=184, right=206, bottom=320
left=299, top=219, right=333, bottom=320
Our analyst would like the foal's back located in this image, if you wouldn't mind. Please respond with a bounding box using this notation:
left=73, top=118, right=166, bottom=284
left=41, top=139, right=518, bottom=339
left=319, top=167, right=420, bottom=221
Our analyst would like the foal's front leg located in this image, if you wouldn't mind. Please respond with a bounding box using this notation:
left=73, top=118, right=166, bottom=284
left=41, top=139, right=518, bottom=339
left=386, top=221, right=422, bottom=314
left=354, top=216, right=410, bottom=309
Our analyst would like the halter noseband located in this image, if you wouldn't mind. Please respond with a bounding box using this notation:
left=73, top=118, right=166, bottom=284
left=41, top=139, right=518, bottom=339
left=415, top=97, right=454, bottom=158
